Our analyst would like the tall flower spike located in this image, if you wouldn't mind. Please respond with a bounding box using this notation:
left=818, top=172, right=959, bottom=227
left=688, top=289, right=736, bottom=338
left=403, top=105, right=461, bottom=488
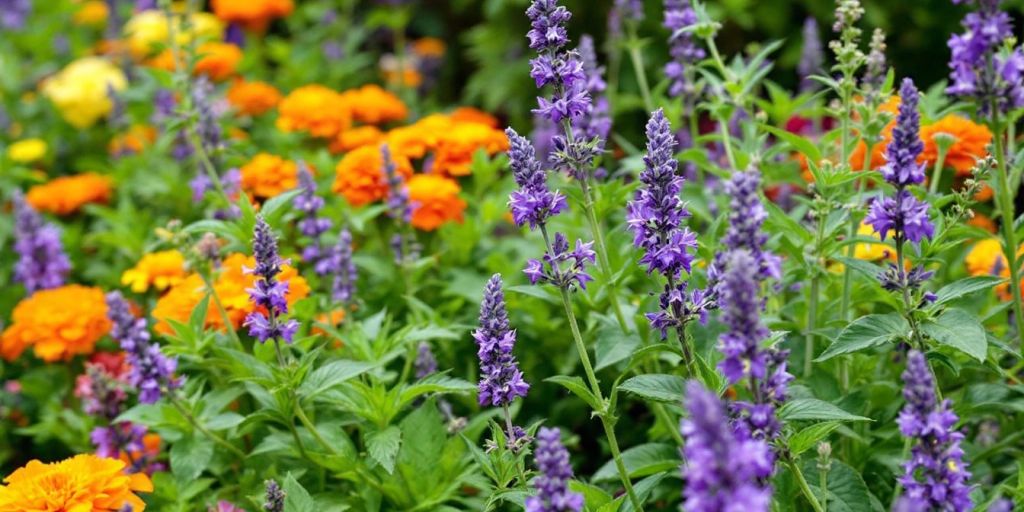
left=862, top=28, right=888, bottom=94
left=575, top=35, right=611, bottom=164
left=331, top=228, right=358, bottom=304
left=507, top=127, right=568, bottom=229
left=524, top=232, right=596, bottom=290
left=798, top=17, right=824, bottom=92
left=710, top=166, right=781, bottom=285
left=897, top=351, right=973, bottom=511
left=681, top=381, right=772, bottom=512
left=11, top=192, right=71, bottom=294
left=294, top=161, right=332, bottom=274
left=663, top=0, right=704, bottom=102
left=381, top=144, right=411, bottom=223
left=473, top=274, right=529, bottom=407
left=106, top=291, right=180, bottom=404
left=243, top=216, right=299, bottom=344
left=613, top=0, right=643, bottom=22
left=527, top=0, right=591, bottom=125
left=191, top=76, right=222, bottom=156
left=947, top=0, right=1023, bottom=116
left=414, top=342, right=438, bottom=379
left=716, top=250, right=771, bottom=385
left=525, top=427, right=584, bottom=512
left=263, top=480, right=285, bottom=512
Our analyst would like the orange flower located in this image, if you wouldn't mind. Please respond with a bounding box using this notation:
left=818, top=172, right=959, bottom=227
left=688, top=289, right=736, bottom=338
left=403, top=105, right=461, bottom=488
left=240, top=153, right=301, bottom=199
left=384, top=114, right=451, bottom=159
left=919, top=115, right=991, bottom=176
left=407, top=174, right=466, bottom=231
left=384, top=67, right=423, bottom=88
left=412, top=37, right=446, bottom=59
left=330, top=125, right=384, bottom=153
left=119, top=433, right=161, bottom=471
left=450, top=107, right=499, bottom=128
left=73, top=0, right=109, bottom=26
left=153, top=254, right=308, bottom=334
left=121, top=250, right=188, bottom=293
left=276, top=85, right=351, bottom=139
left=227, top=79, right=282, bottom=116
left=211, top=0, right=293, bottom=31
left=339, top=84, right=408, bottom=125
left=0, top=454, right=152, bottom=512
left=148, top=42, right=243, bottom=81
left=26, top=173, right=112, bottom=215
left=109, top=124, right=157, bottom=156
left=432, top=122, right=510, bottom=176
left=332, top=145, right=413, bottom=207
left=974, top=182, right=994, bottom=202
left=1, top=285, right=112, bottom=362
left=965, top=238, right=1017, bottom=300
left=967, top=213, right=997, bottom=233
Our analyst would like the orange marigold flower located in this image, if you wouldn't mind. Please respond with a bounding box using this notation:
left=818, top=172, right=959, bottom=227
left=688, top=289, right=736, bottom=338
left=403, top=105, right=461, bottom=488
left=276, top=85, right=351, bottom=139
left=330, top=125, right=385, bottom=154
left=26, top=172, right=112, bottom=215
left=333, top=145, right=413, bottom=207
left=967, top=213, right=997, bottom=233
left=412, top=37, right=446, bottom=58
left=211, top=0, right=293, bottom=31
left=340, top=84, right=408, bottom=125
left=240, top=153, right=302, bottom=199
left=385, top=114, right=452, bottom=159
left=407, top=174, right=466, bottom=231
left=73, top=0, right=109, bottom=26
left=194, top=42, right=243, bottom=81
left=964, top=238, right=1018, bottom=300
left=450, top=107, right=499, bottom=128
left=227, top=79, right=282, bottom=116
left=109, top=124, right=157, bottom=156
left=1, top=285, right=112, bottom=362
left=119, top=433, right=161, bottom=472
left=919, top=115, right=991, bottom=177
left=121, top=250, right=188, bottom=293
left=0, top=454, right=152, bottom=511
left=432, top=122, right=510, bottom=177
left=974, top=182, right=994, bottom=202
left=383, top=67, right=423, bottom=88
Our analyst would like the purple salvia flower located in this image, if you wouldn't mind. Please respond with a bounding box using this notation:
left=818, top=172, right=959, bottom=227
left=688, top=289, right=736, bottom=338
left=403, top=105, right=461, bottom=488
left=192, top=76, right=222, bottom=155
left=947, top=0, right=1023, bottom=116
left=708, top=167, right=781, bottom=288
left=663, top=0, right=704, bottom=103
left=79, top=363, right=128, bottom=420
left=526, top=0, right=591, bottom=125
left=91, top=423, right=146, bottom=461
left=135, top=0, right=157, bottom=10
left=987, top=499, right=1014, bottom=512
left=473, top=274, right=530, bottom=407
left=330, top=228, right=357, bottom=303
left=189, top=173, right=212, bottom=203
left=294, top=161, right=333, bottom=274
left=414, top=342, right=438, bottom=379
left=716, top=250, right=771, bottom=385
left=11, top=192, right=71, bottom=294
left=613, top=0, right=643, bottom=22
left=524, top=232, right=596, bottom=290
left=681, top=381, right=772, bottom=512
left=225, top=23, right=245, bottom=46
left=525, top=427, right=583, bottom=512
left=574, top=35, right=612, bottom=160
left=106, top=291, right=180, bottom=404
left=243, top=216, right=299, bottom=344
left=862, top=28, right=888, bottom=94
left=507, top=127, right=568, bottom=230
left=264, top=480, right=286, bottom=512
left=0, top=0, right=31, bottom=30
left=865, top=190, right=934, bottom=244
left=897, top=350, right=973, bottom=512
left=798, top=17, right=824, bottom=93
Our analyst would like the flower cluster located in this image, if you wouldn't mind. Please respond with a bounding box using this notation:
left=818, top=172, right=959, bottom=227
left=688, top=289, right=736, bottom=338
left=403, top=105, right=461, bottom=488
left=524, top=232, right=596, bottom=291
left=947, top=0, right=1024, bottom=116
left=240, top=153, right=301, bottom=199
left=525, top=427, right=583, bottom=512
left=1, top=285, right=111, bottom=362
left=106, top=291, right=180, bottom=404
left=710, top=166, right=781, bottom=287
left=26, top=173, right=113, bottom=216
left=473, top=274, right=529, bottom=407
left=294, top=162, right=333, bottom=274
left=121, top=250, right=187, bottom=293
left=798, top=18, right=823, bottom=93
left=11, top=192, right=70, bottom=294
left=574, top=35, right=611, bottom=166
left=526, top=0, right=590, bottom=124
left=0, top=454, right=152, bottom=511
left=663, top=0, right=704, bottom=102
left=243, top=216, right=300, bottom=344
left=897, top=350, right=973, bottom=511
left=330, top=229, right=358, bottom=304
left=507, top=127, right=567, bottom=230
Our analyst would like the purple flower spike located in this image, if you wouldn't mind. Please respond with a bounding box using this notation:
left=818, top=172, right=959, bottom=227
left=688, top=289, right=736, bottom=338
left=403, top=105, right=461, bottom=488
left=330, top=228, right=358, bottom=304
left=663, top=0, right=704, bottom=102
left=524, top=232, right=595, bottom=290
left=947, top=0, right=1024, bottom=116
left=294, top=161, right=333, bottom=274
left=709, top=167, right=781, bottom=288
left=681, top=381, right=772, bottom=512
left=798, top=18, right=824, bottom=92
left=525, top=427, right=584, bottom=512
left=264, top=480, right=285, bottom=512
left=11, top=192, right=71, bottom=294
left=897, top=351, right=973, bottom=512
left=716, top=250, right=771, bottom=385
left=106, top=291, right=180, bottom=404
left=507, top=127, right=568, bottom=230
left=414, top=342, right=438, bottom=379
left=473, top=274, right=529, bottom=407
left=243, top=216, right=299, bottom=345
left=526, top=0, right=591, bottom=125
left=0, top=0, right=31, bottom=30
left=574, top=35, right=611, bottom=163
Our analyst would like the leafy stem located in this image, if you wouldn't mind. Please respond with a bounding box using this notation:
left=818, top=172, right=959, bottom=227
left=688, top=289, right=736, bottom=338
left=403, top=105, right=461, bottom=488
left=787, top=459, right=826, bottom=512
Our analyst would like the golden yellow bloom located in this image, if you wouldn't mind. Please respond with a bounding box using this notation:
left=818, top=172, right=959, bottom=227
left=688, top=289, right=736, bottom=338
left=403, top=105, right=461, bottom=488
left=408, top=174, right=466, bottom=231
left=7, top=138, right=47, bottom=163
left=0, top=454, right=152, bottom=511
left=121, top=250, right=188, bottom=293
left=965, top=239, right=1007, bottom=278
left=333, top=145, right=413, bottom=207
left=853, top=222, right=892, bottom=261
left=27, top=173, right=113, bottom=216
left=1, top=285, right=112, bottom=362
left=240, top=153, right=301, bottom=199
left=73, top=0, right=109, bottom=25
left=212, top=0, right=293, bottom=30
left=433, top=121, right=509, bottom=176
left=40, top=58, right=127, bottom=128
left=919, top=115, right=992, bottom=177
left=276, top=85, right=351, bottom=139
left=124, top=9, right=224, bottom=59
left=450, top=107, right=499, bottom=128
left=329, top=125, right=384, bottom=154
left=227, top=79, right=282, bottom=116
left=339, top=84, right=408, bottom=125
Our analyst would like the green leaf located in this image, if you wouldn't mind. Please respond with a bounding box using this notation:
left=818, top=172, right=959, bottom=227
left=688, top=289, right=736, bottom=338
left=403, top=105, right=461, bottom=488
left=404, top=325, right=460, bottom=342
left=545, top=375, right=603, bottom=412
left=930, top=275, right=1006, bottom=308
left=617, top=374, right=686, bottom=404
left=816, top=313, right=908, bottom=361
left=802, top=459, right=875, bottom=512
left=298, top=360, right=375, bottom=399
left=594, top=316, right=641, bottom=371
left=366, top=426, right=402, bottom=474
left=283, top=473, right=317, bottom=511
left=204, top=412, right=245, bottom=431
left=506, top=284, right=557, bottom=303
left=570, top=480, right=613, bottom=510
left=170, top=434, right=214, bottom=482
left=619, top=473, right=668, bottom=512
left=761, top=124, right=822, bottom=164
left=260, top=189, right=303, bottom=223
left=694, top=351, right=725, bottom=393
left=788, top=421, right=841, bottom=456
left=592, top=443, right=678, bottom=482
left=921, top=308, right=988, bottom=362
left=779, top=398, right=872, bottom=422
left=400, top=374, right=476, bottom=404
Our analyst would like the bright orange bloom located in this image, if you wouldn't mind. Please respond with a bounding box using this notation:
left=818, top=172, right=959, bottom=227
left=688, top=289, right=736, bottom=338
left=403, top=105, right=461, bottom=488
left=340, top=84, right=408, bottom=125
left=148, top=42, right=242, bottom=81
left=73, top=0, right=109, bottom=26
left=384, top=114, right=451, bottom=159
left=432, top=122, right=510, bottom=176
left=240, top=153, right=302, bottom=199
left=412, top=37, right=446, bottom=58
left=119, top=433, right=161, bottom=471
left=26, top=172, right=112, bottom=215
left=332, top=145, right=414, bottom=207
left=276, top=85, right=351, bottom=139
left=1, top=285, right=112, bottom=362
left=153, top=253, right=308, bottom=334
left=383, top=67, right=423, bottom=88
left=407, top=174, right=466, bottom=231
left=967, top=213, right=997, bottom=233
left=211, top=0, right=293, bottom=31
left=0, top=454, right=152, bottom=511
left=227, top=79, right=282, bottom=116
left=121, top=250, right=188, bottom=293
left=974, top=182, right=994, bottom=202
left=109, top=124, right=157, bottom=156
left=330, top=125, right=384, bottom=153
left=919, top=115, right=992, bottom=176
left=450, top=107, right=499, bottom=128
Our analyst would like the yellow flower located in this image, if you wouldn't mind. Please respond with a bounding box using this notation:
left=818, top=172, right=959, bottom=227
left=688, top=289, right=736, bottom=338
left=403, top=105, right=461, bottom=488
left=853, top=222, right=892, bottom=261
left=124, top=9, right=224, bottom=59
left=73, top=0, right=110, bottom=26
left=40, top=58, right=127, bottom=128
left=0, top=454, right=152, bottom=511
left=121, top=250, right=188, bottom=293
left=7, top=138, right=46, bottom=163
left=1, top=285, right=112, bottom=362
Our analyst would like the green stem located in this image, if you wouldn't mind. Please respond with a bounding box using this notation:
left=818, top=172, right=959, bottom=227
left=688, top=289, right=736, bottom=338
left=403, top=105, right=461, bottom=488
left=929, top=145, right=950, bottom=195
left=169, top=395, right=246, bottom=459
left=717, top=118, right=737, bottom=171
left=625, top=23, right=654, bottom=113
left=895, top=237, right=924, bottom=348
left=820, top=465, right=829, bottom=512
left=198, top=265, right=242, bottom=347
left=889, top=438, right=912, bottom=508
left=805, top=212, right=827, bottom=377
left=993, top=123, right=1024, bottom=346
left=295, top=402, right=337, bottom=455
left=788, top=460, right=826, bottom=512
left=503, top=405, right=529, bottom=490
left=838, top=143, right=876, bottom=389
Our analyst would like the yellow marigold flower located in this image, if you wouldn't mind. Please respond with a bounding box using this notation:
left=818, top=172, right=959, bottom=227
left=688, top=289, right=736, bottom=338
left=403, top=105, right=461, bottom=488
left=240, top=153, right=302, bottom=199
left=412, top=37, right=446, bottom=59
left=40, top=57, right=127, bottom=128
left=433, top=122, right=510, bottom=177
left=212, top=0, right=293, bottom=31
left=965, top=239, right=1007, bottom=278
left=109, top=124, right=157, bottom=156
left=27, top=173, right=113, bottom=216
left=333, top=145, right=413, bottom=207
left=339, top=84, right=408, bottom=125
left=408, top=174, right=466, bottom=231
left=0, top=454, right=152, bottom=511
left=124, top=9, right=224, bottom=59
left=7, top=138, right=47, bottom=163
left=227, top=79, right=282, bottom=116
left=450, top=106, right=499, bottom=128
left=121, top=250, right=188, bottom=293
left=153, top=254, right=309, bottom=334
left=73, top=0, right=109, bottom=25
left=853, top=222, right=892, bottom=261
left=330, top=125, right=384, bottom=154
left=0, top=285, right=112, bottom=362
left=276, top=85, right=351, bottom=139
left=920, top=115, right=992, bottom=177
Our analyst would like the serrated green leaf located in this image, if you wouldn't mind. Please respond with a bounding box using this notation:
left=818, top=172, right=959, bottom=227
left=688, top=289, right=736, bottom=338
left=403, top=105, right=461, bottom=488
left=545, top=375, right=603, bottom=412
left=816, top=313, right=908, bottom=361
left=618, top=374, right=686, bottom=404
left=283, top=473, right=317, bottom=511
left=930, top=275, right=1006, bottom=308
left=298, top=360, right=375, bottom=399
left=802, top=459, right=875, bottom=512
left=170, top=434, right=213, bottom=482
left=779, top=398, right=872, bottom=422
left=366, top=426, right=401, bottom=474
left=788, top=421, right=841, bottom=456
left=592, top=443, right=678, bottom=482
left=921, top=308, right=987, bottom=362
